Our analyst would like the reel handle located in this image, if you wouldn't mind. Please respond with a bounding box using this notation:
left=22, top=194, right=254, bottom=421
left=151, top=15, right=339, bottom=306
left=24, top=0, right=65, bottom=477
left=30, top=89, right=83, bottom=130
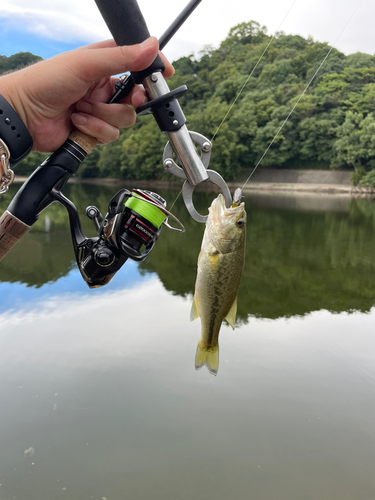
left=94, top=0, right=165, bottom=84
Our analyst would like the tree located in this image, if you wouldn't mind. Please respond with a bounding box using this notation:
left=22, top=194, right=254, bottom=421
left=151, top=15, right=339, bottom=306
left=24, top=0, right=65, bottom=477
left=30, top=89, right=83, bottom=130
left=221, top=21, right=268, bottom=47
left=332, top=111, right=375, bottom=172
left=0, top=52, right=42, bottom=74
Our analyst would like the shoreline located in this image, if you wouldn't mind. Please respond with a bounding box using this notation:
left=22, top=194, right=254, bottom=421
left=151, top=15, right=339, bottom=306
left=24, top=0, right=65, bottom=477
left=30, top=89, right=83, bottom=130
left=12, top=176, right=375, bottom=197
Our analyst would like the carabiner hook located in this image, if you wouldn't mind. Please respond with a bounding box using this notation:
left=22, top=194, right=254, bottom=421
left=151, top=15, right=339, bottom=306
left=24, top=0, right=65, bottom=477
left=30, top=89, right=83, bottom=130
left=182, top=173, right=232, bottom=223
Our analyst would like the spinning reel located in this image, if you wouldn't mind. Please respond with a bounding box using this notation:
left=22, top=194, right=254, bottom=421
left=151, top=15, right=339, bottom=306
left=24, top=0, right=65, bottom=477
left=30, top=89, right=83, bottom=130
left=54, top=187, right=184, bottom=288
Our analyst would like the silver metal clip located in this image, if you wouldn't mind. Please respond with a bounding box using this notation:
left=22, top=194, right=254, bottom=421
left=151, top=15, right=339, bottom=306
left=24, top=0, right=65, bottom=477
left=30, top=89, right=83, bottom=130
left=232, top=188, right=243, bottom=207
left=0, top=139, right=14, bottom=196
left=163, top=131, right=232, bottom=223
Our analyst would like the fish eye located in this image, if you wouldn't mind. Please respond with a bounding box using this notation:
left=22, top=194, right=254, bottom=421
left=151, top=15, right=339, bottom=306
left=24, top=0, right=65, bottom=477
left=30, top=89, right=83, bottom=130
left=236, top=218, right=245, bottom=228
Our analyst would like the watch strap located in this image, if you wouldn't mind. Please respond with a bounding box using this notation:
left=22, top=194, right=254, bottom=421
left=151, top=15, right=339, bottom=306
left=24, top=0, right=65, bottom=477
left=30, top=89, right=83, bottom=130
left=0, top=94, right=33, bottom=166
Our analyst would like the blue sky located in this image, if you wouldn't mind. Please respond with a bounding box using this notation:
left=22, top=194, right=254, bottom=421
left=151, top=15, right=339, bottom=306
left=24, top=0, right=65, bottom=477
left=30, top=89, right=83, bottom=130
left=0, top=21, right=80, bottom=60
left=0, top=0, right=374, bottom=63
left=0, top=258, right=153, bottom=313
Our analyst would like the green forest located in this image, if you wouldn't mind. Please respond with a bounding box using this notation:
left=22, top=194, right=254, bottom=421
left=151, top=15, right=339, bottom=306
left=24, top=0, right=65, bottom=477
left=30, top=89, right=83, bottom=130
left=3, top=21, right=375, bottom=185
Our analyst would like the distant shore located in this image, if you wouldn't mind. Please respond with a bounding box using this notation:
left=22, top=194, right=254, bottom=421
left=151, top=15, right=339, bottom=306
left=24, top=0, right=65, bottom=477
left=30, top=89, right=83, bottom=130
left=13, top=168, right=375, bottom=197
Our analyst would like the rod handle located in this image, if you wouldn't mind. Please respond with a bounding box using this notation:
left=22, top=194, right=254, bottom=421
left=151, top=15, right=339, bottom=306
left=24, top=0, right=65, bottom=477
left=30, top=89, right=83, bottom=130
left=68, top=129, right=97, bottom=154
left=0, top=128, right=96, bottom=261
left=0, top=210, right=29, bottom=261
left=94, top=0, right=165, bottom=83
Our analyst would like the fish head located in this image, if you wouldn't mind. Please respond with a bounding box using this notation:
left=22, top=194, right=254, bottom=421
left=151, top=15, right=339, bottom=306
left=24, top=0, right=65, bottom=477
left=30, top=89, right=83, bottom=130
left=207, top=193, right=246, bottom=254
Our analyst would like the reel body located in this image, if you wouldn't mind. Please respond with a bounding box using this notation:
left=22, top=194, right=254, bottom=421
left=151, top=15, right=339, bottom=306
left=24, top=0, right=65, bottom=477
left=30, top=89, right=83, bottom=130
left=58, top=188, right=183, bottom=288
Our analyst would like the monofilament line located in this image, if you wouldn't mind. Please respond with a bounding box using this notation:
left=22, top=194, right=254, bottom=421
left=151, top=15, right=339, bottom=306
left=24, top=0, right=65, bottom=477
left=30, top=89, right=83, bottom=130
left=170, top=0, right=298, bottom=213
left=241, top=0, right=364, bottom=190
left=211, top=0, right=298, bottom=143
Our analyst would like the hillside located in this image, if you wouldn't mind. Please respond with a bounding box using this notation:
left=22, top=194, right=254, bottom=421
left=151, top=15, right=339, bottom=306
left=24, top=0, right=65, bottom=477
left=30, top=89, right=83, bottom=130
left=4, top=23, right=375, bottom=185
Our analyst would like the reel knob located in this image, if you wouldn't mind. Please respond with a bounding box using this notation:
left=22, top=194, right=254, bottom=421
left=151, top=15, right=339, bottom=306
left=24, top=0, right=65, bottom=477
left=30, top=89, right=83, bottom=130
left=94, top=247, right=115, bottom=267
left=86, top=206, right=99, bottom=219
left=86, top=206, right=103, bottom=232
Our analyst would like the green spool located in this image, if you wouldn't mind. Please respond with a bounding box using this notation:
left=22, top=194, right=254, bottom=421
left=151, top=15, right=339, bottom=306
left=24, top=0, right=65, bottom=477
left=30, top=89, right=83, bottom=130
left=125, top=195, right=167, bottom=228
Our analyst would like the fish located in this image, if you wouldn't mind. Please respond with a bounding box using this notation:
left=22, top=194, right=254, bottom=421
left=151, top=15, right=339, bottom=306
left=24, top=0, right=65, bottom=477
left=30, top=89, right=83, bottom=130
left=191, top=192, right=246, bottom=375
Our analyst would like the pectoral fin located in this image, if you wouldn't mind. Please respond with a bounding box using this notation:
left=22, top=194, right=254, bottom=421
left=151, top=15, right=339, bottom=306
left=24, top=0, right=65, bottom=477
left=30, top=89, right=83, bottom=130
left=197, top=250, right=203, bottom=266
left=190, top=296, right=200, bottom=322
left=224, top=296, right=237, bottom=329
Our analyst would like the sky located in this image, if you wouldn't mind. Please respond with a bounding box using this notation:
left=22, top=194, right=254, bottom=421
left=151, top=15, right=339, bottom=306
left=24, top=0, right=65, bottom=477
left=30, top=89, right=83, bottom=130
left=0, top=0, right=374, bottom=64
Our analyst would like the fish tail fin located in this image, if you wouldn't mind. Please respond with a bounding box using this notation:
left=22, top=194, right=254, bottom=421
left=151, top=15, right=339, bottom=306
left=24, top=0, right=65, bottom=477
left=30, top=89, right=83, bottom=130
left=195, top=340, right=219, bottom=376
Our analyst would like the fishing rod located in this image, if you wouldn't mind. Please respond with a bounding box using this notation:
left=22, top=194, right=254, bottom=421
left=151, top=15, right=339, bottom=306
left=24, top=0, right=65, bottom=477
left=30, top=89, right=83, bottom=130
left=0, top=0, right=233, bottom=288
left=110, top=0, right=204, bottom=104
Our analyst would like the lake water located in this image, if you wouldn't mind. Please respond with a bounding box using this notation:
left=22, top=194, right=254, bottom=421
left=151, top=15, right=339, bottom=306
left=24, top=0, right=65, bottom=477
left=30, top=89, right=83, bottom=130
left=1, top=183, right=375, bottom=500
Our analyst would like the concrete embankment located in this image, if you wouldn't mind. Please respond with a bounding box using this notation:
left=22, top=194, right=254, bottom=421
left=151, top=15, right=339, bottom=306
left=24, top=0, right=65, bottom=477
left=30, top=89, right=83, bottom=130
left=234, top=168, right=357, bottom=195
left=246, top=168, right=352, bottom=185
left=13, top=169, right=374, bottom=196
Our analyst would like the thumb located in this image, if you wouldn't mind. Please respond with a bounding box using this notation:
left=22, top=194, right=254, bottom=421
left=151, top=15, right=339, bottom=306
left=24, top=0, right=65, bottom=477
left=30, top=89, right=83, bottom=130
left=65, top=37, right=160, bottom=83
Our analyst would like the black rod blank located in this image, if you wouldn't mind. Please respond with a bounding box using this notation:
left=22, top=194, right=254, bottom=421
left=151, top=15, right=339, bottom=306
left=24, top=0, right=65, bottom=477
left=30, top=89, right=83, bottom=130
left=108, top=0, right=203, bottom=104
left=159, top=0, right=203, bottom=50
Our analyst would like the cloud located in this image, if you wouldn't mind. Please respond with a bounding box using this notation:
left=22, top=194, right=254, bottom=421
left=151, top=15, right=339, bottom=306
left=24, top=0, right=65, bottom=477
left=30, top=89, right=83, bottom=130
left=1, top=0, right=374, bottom=61
left=1, top=0, right=109, bottom=43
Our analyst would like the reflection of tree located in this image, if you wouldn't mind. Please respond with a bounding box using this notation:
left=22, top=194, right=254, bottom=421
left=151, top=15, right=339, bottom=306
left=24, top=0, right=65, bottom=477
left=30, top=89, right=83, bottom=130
left=2, top=184, right=375, bottom=320
left=0, top=230, right=75, bottom=287
left=142, top=194, right=375, bottom=320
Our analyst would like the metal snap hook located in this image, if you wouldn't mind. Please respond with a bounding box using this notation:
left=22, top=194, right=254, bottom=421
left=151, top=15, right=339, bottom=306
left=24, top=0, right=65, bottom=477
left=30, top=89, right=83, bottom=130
left=182, top=170, right=233, bottom=223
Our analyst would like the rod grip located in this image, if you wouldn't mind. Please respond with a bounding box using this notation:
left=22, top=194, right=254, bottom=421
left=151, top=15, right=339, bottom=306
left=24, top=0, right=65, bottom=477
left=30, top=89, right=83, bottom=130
left=94, top=0, right=165, bottom=83
left=68, top=129, right=97, bottom=154
left=0, top=210, right=29, bottom=261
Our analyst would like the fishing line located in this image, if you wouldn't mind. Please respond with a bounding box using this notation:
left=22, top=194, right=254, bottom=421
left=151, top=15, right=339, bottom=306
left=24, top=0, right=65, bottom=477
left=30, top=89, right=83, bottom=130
left=241, top=0, right=364, bottom=190
left=169, top=0, right=298, bottom=212
left=211, top=0, right=298, bottom=143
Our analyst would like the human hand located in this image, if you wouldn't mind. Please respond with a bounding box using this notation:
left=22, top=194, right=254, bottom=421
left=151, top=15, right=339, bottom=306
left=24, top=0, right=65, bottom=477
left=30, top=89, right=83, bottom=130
left=0, top=37, right=174, bottom=152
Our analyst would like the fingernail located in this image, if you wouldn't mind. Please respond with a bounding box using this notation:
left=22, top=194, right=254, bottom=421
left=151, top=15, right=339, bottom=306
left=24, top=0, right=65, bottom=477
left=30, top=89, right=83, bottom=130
left=72, top=113, right=87, bottom=125
left=140, top=37, right=156, bottom=50
left=76, top=100, right=92, bottom=114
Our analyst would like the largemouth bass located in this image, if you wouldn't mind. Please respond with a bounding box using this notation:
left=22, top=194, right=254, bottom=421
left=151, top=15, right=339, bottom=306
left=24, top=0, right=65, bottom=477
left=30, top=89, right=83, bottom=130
left=191, top=193, right=246, bottom=375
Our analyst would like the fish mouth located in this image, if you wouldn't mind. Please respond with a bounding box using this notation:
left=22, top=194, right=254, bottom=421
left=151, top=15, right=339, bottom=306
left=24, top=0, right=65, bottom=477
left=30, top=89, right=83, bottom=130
left=215, top=193, right=245, bottom=218
left=205, top=194, right=246, bottom=252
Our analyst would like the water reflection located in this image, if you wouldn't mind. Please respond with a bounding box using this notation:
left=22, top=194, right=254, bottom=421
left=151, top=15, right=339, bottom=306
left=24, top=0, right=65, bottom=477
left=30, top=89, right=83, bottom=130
left=1, top=278, right=375, bottom=500
left=2, top=184, right=375, bottom=500
left=1, top=184, right=375, bottom=318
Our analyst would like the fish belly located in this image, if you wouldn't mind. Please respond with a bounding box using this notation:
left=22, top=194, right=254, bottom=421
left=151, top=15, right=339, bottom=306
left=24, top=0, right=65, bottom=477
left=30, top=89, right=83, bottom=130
left=195, top=249, right=243, bottom=346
